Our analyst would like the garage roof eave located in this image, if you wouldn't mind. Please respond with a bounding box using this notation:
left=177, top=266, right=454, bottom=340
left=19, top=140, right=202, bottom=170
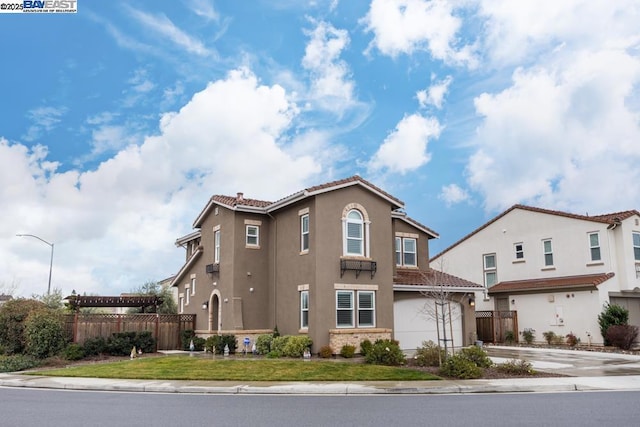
left=393, top=284, right=482, bottom=293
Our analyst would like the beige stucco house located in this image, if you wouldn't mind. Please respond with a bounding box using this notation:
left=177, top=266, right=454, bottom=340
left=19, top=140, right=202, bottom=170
left=171, top=176, right=481, bottom=353
left=430, top=205, right=640, bottom=346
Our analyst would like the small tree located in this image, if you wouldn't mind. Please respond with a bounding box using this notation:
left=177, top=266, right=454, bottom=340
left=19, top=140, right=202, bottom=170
left=127, top=280, right=177, bottom=314
left=598, top=303, right=629, bottom=346
left=31, top=287, right=65, bottom=310
left=0, top=299, right=46, bottom=354
left=24, top=309, right=68, bottom=359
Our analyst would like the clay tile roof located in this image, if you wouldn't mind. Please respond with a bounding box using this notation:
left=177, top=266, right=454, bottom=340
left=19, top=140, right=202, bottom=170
left=211, top=194, right=272, bottom=209
left=432, top=205, right=640, bottom=260
left=394, top=268, right=483, bottom=289
left=488, top=272, right=615, bottom=294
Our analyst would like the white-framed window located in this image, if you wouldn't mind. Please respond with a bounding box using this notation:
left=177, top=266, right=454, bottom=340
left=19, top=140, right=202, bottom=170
left=301, top=214, right=309, bottom=252
left=179, top=295, right=184, bottom=313
left=246, top=225, right=259, bottom=246
left=543, top=239, right=554, bottom=266
left=300, top=290, right=309, bottom=329
left=483, top=253, right=497, bottom=288
left=357, top=291, right=375, bottom=327
left=191, top=277, right=196, bottom=296
left=589, top=232, right=601, bottom=261
left=336, top=290, right=376, bottom=328
left=633, top=232, right=640, bottom=261
left=395, top=236, right=417, bottom=267
left=345, top=210, right=364, bottom=256
left=214, top=229, right=221, bottom=263
left=514, top=243, right=524, bottom=259
left=336, top=290, right=354, bottom=328
left=185, top=288, right=190, bottom=306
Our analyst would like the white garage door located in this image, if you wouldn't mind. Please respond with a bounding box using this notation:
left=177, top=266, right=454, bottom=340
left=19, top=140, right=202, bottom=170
left=394, top=297, right=462, bottom=352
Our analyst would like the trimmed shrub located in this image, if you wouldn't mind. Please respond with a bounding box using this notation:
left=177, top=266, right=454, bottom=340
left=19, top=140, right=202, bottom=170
left=255, top=334, right=273, bottom=355
left=181, top=330, right=195, bottom=351
left=24, top=309, right=68, bottom=359
left=340, top=344, right=356, bottom=358
left=606, top=324, right=639, bottom=350
left=83, top=337, right=107, bottom=356
left=542, top=331, right=556, bottom=345
left=191, top=336, right=206, bottom=351
left=359, top=339, right=373, bottom=357
left=496, top=359, right=534, bottom=375
left=458, top=345, right=493, bottom=368
left=565, top=332, right=579, bottom=347
left=598, top=303, right=629, bottom=346
left=413, top=340, right=445, bottom=367
left=318, top=345, right=333, bottom=358
left=0, top=299, right=46, bottom=354
left=205, top=335, right=220, bottom=353
left=282, top=335, right=313, bottom=358
left=270, top=336, right=288, bottom=357
left=522, top=329, right=535, bottom=344
left=364, top=339, right=405, bottom=366
left=504, top=330, right=515, bottom=344
left=63, top=343, right=86, bottom=361
left=105, top=331, right=156, bottom=356
left=0, top=354, right=41, bottom=372
left=204, top=334, right=237, bottom=354
left=439, top=354, right=482, bottom=379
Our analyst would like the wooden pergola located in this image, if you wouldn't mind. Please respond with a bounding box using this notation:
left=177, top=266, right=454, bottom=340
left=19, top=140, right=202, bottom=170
left=65, top=295, right=164, bottom=311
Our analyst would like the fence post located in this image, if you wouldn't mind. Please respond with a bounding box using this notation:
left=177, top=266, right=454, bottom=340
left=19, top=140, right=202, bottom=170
left=155, top=314, right=159, bottom=352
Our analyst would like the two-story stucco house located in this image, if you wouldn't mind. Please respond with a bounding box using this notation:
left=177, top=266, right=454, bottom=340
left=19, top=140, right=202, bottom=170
left=171, top=176, right=481, bottom=353
left=430, top=205, right=640, bottom=346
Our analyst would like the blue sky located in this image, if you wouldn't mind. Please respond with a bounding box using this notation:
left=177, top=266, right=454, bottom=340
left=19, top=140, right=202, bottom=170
left=2, top=0, right=639, bottom=298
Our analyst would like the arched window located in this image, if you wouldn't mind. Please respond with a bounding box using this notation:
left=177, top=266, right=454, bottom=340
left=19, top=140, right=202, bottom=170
left=345, top=209, right=364, bottom=256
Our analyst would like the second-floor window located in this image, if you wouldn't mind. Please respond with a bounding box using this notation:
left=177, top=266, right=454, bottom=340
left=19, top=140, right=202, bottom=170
left=395, top=237, right=417, bottom=267
left=589, top=232, right=601, bottom=261
left=543, top=239, right=554, bottom=266
left=191, top=277, right=196, bottom=296
left=246, top=225, right=259, bottom=247
left=214, top=229, right=221, bottom=263
left=301, top=214, right=309, bottom=252
left=633, top=232, right=640, bottom=261
left=514, top=243, right=524, bottom=259
left=483, top=253, right=497, bottom=288
left=345, top=210, right=364, bottom=256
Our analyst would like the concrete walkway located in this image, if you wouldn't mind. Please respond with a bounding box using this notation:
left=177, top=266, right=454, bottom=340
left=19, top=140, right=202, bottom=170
left=1, top=346, right=640, bottom=395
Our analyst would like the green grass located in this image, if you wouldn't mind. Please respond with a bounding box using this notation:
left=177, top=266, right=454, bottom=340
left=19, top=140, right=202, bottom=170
left=30, top=356, right=441, bottom=382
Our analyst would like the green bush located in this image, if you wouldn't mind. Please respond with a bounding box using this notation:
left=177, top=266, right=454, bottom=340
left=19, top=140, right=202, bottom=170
left=282, top=335, right=313, bottom=358
left=439, top=354, right=483, bottom=379
left=318, top=345, right=333, bottom=358
left=63, top=343, right=86, bottom=361
left=0, top=299, right=46, bottom=354
left=83, top=337, right=107, bottom=356
left=340, top=344, right=356, bottom=358
left=105, top=331, right=156, bottom=356
left=458, top=345, right=493, bottom=368
left=207, top=334, right=237, bottom=354
left=24, top=309, right=68, bottom=359
left=542, top=331, right=556, bottom=345
left=365, top=339, right=405, bottom=366
left=270, top=335, right=288, bottom=356
left=0, top=354, right=41, bottom=372
left=565, top=332, right=579, bottom=347
left=205, top=335, right=220, bottom=353
left=496, top=359, right=534, bottom=375
left=599, top=303, right=629, bottom=345
left=606, top=324, right=639, bottom=350
left=255, top=334, right=273, bottom=355
left=504, top=330, right=515, bottom=344
left=181, top=330, right=195, bottom=351
left=359, top=339, right=373, bottom=357
left=522, top=329, right=535, bottom=344
left=413, top=340, right=445, bottom=367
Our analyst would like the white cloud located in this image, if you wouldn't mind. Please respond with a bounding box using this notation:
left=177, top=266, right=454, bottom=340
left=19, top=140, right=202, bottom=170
left=0, top=68, right=324, bottom=298
left=189, top=0, right=219, bottom=21
left=439, top=183, right=470, bottom=206
left=22, top=106, right=67, bottom=141
left=368, top=113, right=441, bottom=174
left=302, top=20, right=356, bottom=114
left=126, top=6, right=212, bottom=57
left=362, top=0, right=477, bottom=67
left=417, top=74, right=453, bottom=109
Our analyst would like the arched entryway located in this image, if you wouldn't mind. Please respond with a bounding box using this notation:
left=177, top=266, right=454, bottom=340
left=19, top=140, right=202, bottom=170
left=208, top=290, right=221, bottom=332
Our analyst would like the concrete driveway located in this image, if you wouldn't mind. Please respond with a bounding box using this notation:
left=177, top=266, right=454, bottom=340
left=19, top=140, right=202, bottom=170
left=485, top=345, right=640, bottom=377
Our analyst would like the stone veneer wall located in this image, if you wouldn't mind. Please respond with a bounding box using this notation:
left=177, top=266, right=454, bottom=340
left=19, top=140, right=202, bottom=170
left=328, top=328, right=392, bottom=354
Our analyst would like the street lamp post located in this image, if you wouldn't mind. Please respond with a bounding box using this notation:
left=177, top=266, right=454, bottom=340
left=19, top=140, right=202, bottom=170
left=16, top=234, right=54, bottom=295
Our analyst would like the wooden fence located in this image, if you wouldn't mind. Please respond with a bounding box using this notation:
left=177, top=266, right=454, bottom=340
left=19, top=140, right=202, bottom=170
left=64, top=313, right=196, bottom=351
left=475, top=310, right=518, bottom=343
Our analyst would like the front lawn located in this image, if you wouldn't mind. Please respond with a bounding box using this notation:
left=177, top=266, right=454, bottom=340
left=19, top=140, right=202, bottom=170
left=30, top=355, right=441, bottom=382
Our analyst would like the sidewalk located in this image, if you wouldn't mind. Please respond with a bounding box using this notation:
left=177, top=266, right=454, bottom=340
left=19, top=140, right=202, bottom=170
left=2, top=372, right=640, bottom=395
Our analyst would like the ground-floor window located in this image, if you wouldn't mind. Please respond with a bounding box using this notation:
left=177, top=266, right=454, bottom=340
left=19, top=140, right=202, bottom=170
left=300, top=290, right=309, bottom=329
left=336, top=290, right=375, bottom=328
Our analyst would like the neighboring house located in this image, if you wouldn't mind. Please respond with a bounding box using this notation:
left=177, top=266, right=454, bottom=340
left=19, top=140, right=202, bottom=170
left=171, top=176, right=481, bottom=353
left=430, top=205, right=640, bottom=346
